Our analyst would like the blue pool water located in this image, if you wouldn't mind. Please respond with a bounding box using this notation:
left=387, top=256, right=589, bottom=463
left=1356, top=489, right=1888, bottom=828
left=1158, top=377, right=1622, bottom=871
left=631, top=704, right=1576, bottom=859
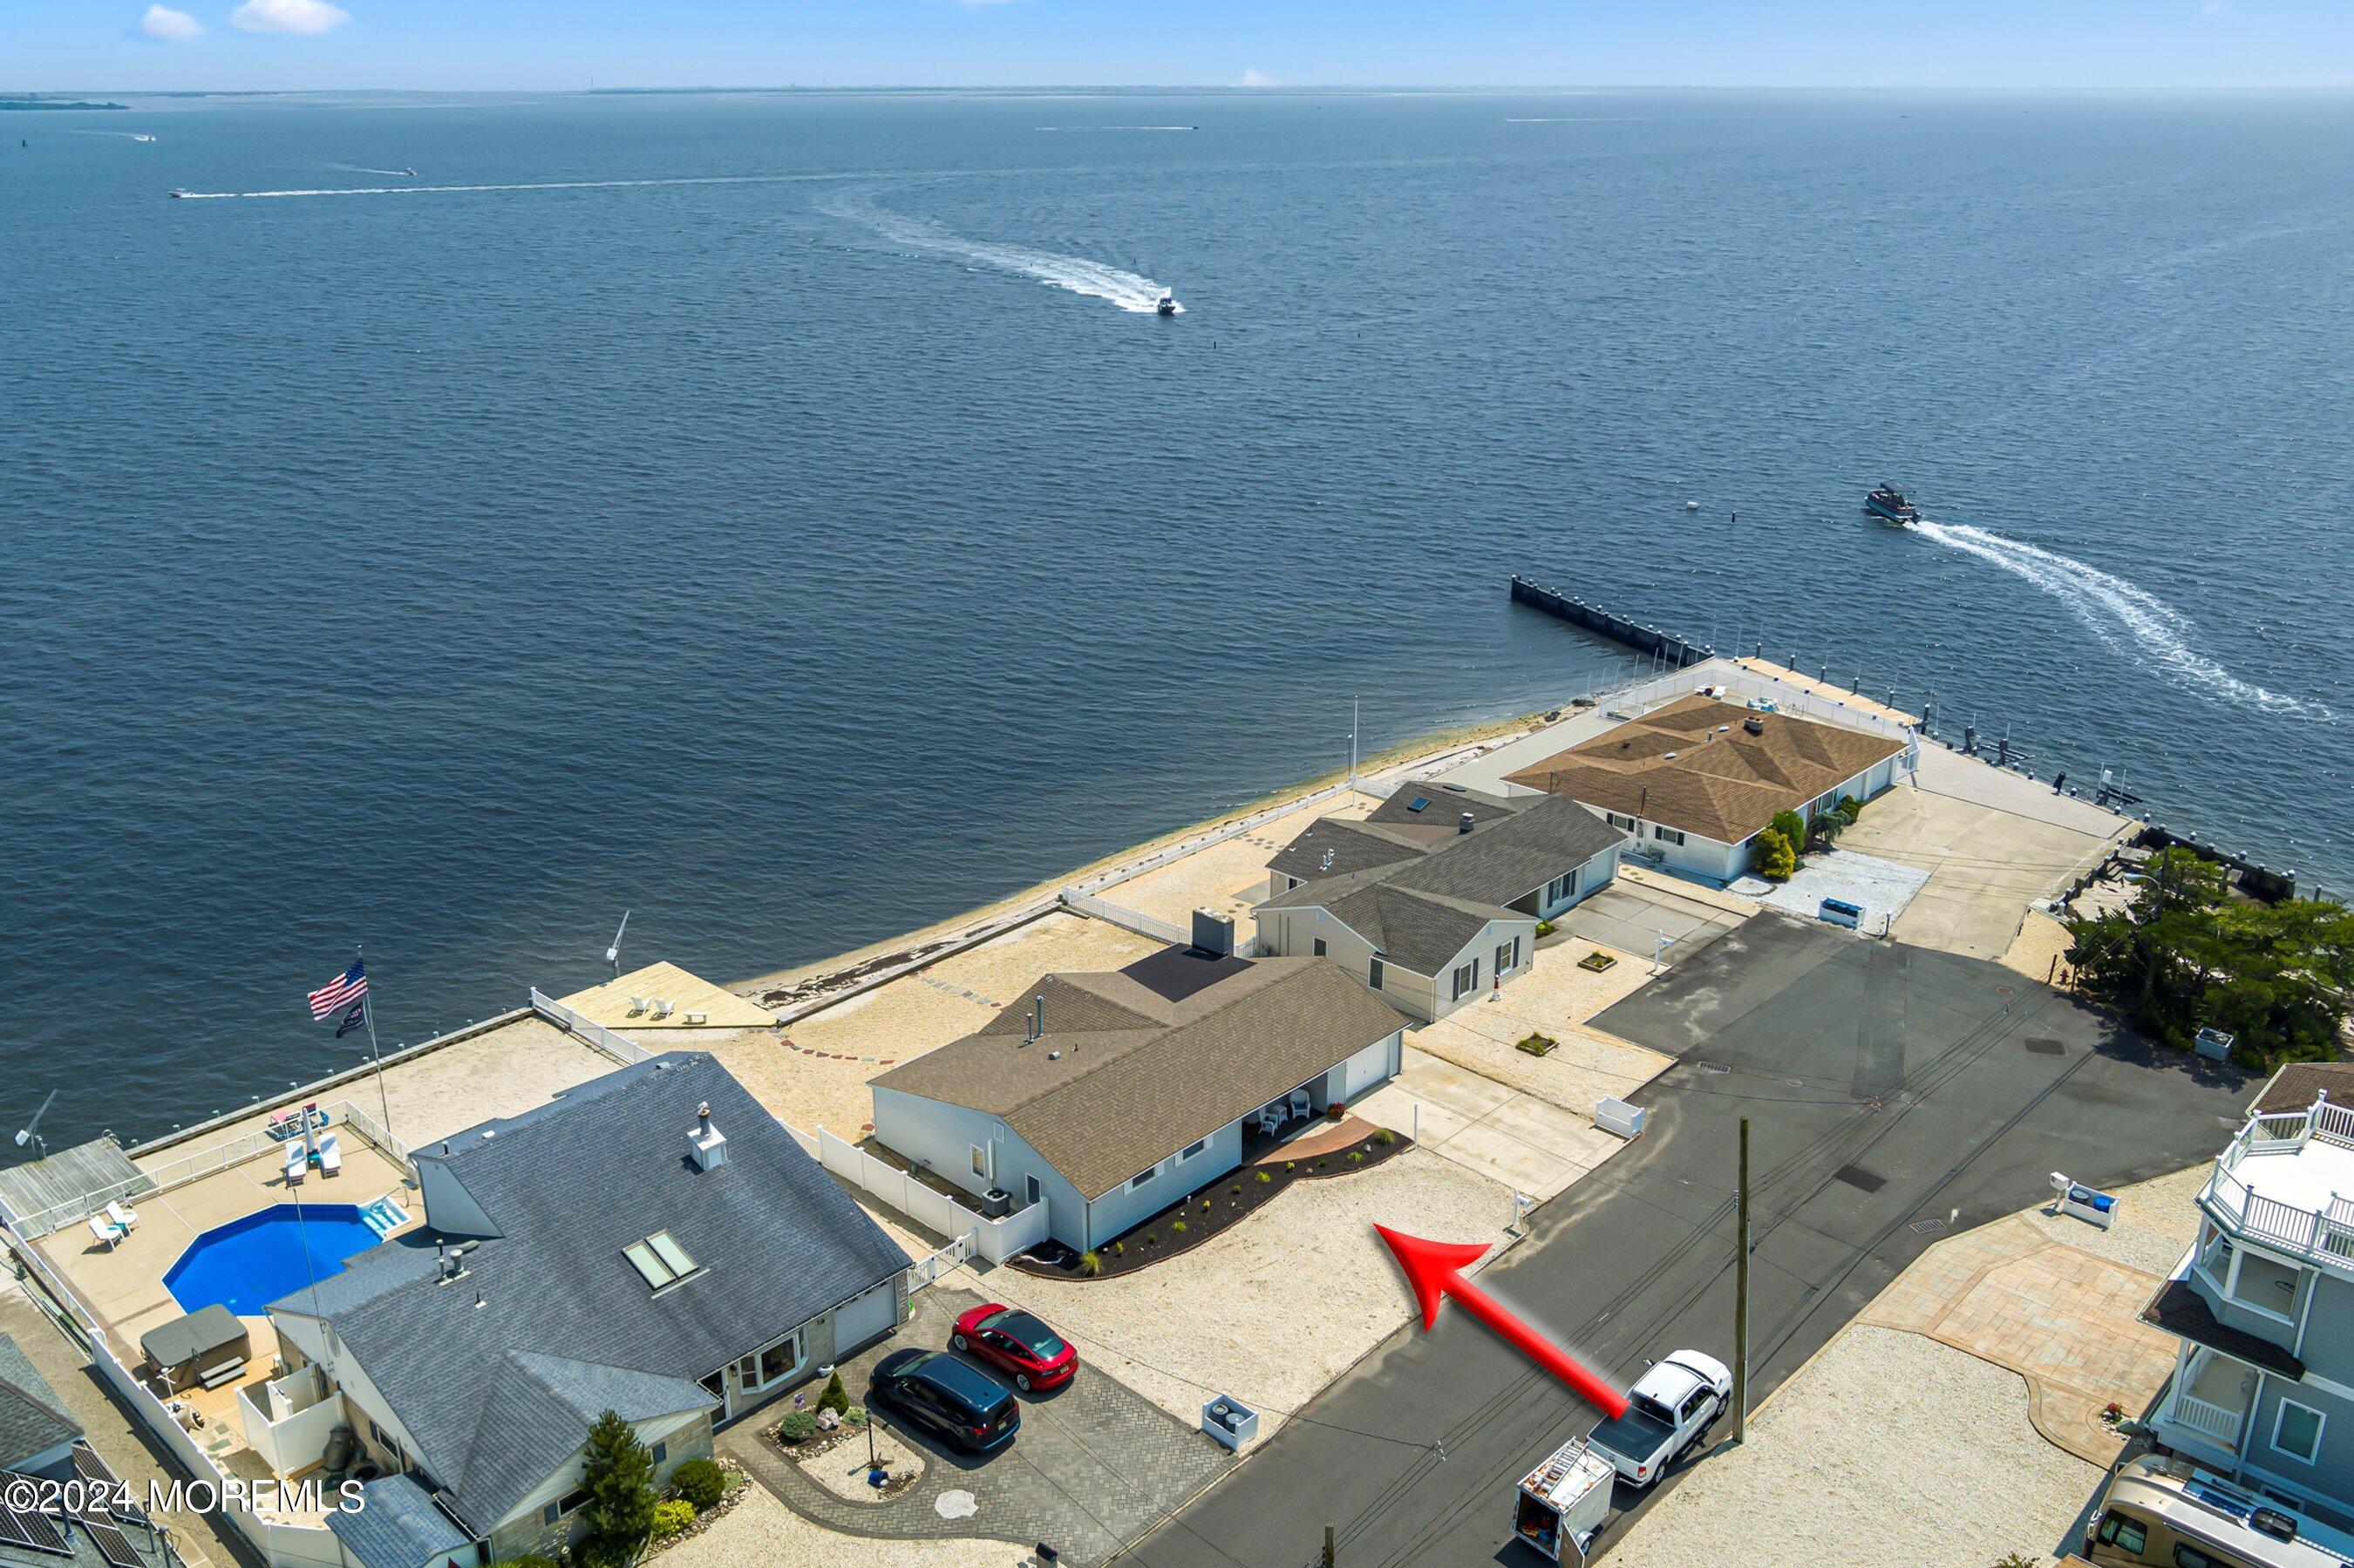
left=162, top=1205, right=385, bottom=1318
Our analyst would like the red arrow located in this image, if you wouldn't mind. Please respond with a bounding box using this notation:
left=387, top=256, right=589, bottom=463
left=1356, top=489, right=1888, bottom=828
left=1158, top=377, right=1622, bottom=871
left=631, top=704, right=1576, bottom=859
left=1374, top=1225, right=1628, bottom=1418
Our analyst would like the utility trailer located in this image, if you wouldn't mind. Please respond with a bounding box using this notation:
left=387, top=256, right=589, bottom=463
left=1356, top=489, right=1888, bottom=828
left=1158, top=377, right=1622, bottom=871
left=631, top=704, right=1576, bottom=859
left=1512, top=1436, right=1615, bottom=1563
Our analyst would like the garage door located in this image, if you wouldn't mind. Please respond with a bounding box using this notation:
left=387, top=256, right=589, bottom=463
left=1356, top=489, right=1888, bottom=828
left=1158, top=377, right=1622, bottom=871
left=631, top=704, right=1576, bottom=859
left=1337, top=1032, right=1397, bottom=1100
left=832, top=1280, right=896, bottom=1356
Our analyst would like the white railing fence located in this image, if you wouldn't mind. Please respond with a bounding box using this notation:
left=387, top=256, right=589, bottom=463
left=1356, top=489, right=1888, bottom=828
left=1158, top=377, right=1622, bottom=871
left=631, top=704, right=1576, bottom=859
left=2171, top=1391, right=2246, bottom=1446
left=5, top=1099, right=409, bottom=1240
left=530, top=988, right=652, bottom=1064
left=2203, top=1096, right=2354, bottom=1267
left=908, top=1234, right=973, bottom=1292
left=1062, top=775, right=1379, bottom=904
left=814, top=1128, right=1050, bottom=1266
left=1588, top=659, right=1923, bottom=747
left=1056, top=893, right=1189, bottom=947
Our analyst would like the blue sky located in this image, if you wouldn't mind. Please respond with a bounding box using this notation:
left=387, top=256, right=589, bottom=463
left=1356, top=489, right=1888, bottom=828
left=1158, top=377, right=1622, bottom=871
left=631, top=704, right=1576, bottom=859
left=6, top=0, right=2351, bottom=92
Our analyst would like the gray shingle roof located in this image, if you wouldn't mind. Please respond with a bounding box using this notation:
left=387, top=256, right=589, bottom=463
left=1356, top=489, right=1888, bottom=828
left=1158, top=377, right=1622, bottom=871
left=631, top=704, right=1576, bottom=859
left=1265, top=819, right=1424, bottom=884
left=0, top=1334, right=79, bottom=1471
left=327, top=1474, right=473, bottom=1568
left=1258, top=794, right=1623, bottom=971
left=874, top=956, right=1409, bottom=1200
left=275, top=1053, right=904, bottom=1534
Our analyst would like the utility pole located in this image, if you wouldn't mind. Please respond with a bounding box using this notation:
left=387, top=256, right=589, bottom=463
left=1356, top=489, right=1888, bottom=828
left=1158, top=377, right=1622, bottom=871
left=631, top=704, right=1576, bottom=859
left=1733, top=1115, right=1751, bottom=1444
left=1323, top=1523, right=1337, bottom=1567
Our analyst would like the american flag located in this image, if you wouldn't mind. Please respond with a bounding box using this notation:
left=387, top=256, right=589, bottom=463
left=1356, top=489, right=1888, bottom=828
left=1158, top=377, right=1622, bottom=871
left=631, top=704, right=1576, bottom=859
left=308, top=960, right=368, bottom=1021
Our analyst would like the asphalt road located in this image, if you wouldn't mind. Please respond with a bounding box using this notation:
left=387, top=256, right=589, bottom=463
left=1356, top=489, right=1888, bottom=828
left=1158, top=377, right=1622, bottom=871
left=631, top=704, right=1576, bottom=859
left=1124, top=916, right=2254, bottom=1568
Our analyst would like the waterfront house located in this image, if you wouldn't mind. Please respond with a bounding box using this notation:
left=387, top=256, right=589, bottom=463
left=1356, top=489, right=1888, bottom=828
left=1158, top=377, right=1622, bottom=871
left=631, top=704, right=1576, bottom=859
left=868, top=946, right=1409, bottom=1253
left=1253, top=788, right=1624, bottom=1022
left=261, top=1053, right=909, bottom=1568
left=1502, top=694, right=1908, bottom=885
left=2139, top=1088, right=2354, bottom=1519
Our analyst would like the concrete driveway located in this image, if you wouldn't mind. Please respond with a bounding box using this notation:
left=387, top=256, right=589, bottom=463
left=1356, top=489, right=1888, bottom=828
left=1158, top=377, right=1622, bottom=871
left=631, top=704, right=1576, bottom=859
left=725, top=1286, right=1232, bottom=1568
left=1557, top=882, right=1744, bottom=967
left=1126, top=919, right=2253, bottom=1568
left=1355, top=1050, right=1626, bottom=1199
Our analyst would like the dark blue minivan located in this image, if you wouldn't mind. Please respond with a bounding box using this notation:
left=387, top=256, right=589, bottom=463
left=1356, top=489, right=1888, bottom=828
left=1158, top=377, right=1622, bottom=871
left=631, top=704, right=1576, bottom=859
left=867, top=1348, right=1021, bottom=1455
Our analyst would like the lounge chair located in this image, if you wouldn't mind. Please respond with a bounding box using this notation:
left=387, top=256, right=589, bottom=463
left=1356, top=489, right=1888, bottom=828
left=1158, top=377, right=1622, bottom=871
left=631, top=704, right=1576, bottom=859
left=628, top=994, right=649, bottom=1015
left=105, top=1199, right=139, bottom=1230
left=284, top=1144, right=307, bottom=1185
left=651, top=997, right=676, bottom=1020
left=1288, top=1089, right=1313, bottom=1121
left=316, top=1132, right=343, bottom=1178
left=88, top=1215, right=125, bottom=1250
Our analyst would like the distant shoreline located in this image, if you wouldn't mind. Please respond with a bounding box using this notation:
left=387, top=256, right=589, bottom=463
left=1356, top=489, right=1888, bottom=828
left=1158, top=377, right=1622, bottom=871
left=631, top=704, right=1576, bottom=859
left=0, top=98, right=128, bottom=112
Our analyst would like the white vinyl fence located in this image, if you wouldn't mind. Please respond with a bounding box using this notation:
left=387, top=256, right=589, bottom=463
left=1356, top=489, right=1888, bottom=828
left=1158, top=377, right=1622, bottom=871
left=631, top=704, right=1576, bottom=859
left=530, top=988, right=652, bottom=1064
left=815, top=1128, right=1051, bottom=1266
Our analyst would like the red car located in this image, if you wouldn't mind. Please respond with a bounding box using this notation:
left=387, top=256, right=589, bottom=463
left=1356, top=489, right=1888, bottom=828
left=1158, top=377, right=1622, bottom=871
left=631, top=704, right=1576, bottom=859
left=950, top=1303, right=1077, bottom=1393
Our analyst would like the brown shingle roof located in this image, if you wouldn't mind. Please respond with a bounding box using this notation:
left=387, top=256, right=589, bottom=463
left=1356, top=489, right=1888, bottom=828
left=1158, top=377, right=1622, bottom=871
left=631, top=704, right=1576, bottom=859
left=870, top=955, right=1408, bottom=1200
left=2251, top=1062, right=2354, bottom=1117
left=1502, top=694, right=1906, bottom=845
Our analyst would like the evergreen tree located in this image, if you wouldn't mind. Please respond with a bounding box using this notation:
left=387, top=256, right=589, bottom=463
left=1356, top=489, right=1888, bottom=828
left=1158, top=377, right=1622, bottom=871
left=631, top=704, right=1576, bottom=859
left=577, top=1410, right=659, bottom=1568
left=1754, top=827, right=1798, bottom=881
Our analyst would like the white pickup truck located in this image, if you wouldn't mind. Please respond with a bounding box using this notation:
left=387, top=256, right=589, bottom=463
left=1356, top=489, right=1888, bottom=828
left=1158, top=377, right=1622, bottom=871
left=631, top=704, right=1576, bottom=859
left=1582, top=1350, right=1732, bottom=1490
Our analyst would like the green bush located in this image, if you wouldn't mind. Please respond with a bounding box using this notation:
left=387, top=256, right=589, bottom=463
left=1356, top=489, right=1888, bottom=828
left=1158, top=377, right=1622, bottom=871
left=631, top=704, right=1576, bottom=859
left=1229, top=1183, right=1242, bottom=1194
left=817, top=1370, right=850, bottom=1417
left=1373, top=1128, right=1397, bottom=1146
left=1348, top=1151, right=1365, bottom=1164
left=845, top=1404, right=867, bottom=1428
left=1255, top=1169, right=1272, bottom=1183
left=1754, top=827, right=1798, bottom=881
left=1285, top=1161, right=1296, bottom=1171
left=1172, top=1219, right=1188, bottom=1233
left=776, top=1410, right=820, bottom=1444
left=670, top=1457, right=727, bottom=1511
left=1835, top=794, right=1862, bottom=824
left=1534, top=919, right=1555, bottom=938
left=490, top=1558, right=558, bottom=1568
left=1078, top=1250, right=1102, bottom=1275
left=651, top=1499, right=696, bottom=1539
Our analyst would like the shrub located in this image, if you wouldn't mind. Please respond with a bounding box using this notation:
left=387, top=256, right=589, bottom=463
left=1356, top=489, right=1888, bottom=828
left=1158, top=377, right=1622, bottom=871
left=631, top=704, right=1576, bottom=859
left=1348, top=1151, right=1365, bottom=1164
left=776, top=1410, right=820, bottom=1444
left=1255, top=1169, right=1272, bottom=1183
left=491, top=1558, right=558, bottom=1568
left=1769, top=808, right=1807, bottom=860
left=578, top=1410, right=659, bottom=1568
left=845, top=1404, right=867, bottom=1428
left=1373, top=1128, right=1397, bottom=1146
left=818, top=1369, right=851, bottom=1417
left=1516, top=1032, right=1557, bottom=1057
left=1534, top=919, right=1555, bottom=937
left=1229, top=1183, right=1242, bottom=1194
left=1078, top=1250, right=1102, bottom=1277
left=651, top=1499, right=697, bottom=1540
left=670, top=1457, right=727, bottom=1511
left=1835, top=794, right=1862, bottom=824
left=1285, top=1161, right=1296, bottom=1171
left=1201, top=1200, right=1212, bottom=1212
left=1991, top=1555, right=2039, bottom=1568
left=1111, top=1240, right=1124, bottom=1255
left=1327, top=1102, right=1347, bottom=1120
left=1753, top=826, right=1798, bottom=881
left=1172, top=1219, right=1187, bottom=1234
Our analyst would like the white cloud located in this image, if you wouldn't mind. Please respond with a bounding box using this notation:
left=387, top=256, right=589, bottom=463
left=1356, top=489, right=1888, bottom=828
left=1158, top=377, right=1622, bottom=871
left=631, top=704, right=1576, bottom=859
left=1238, top=68, right=1277, bottom=87
left=138, top=3, right=201, bottom=37
left=231, top=0, right=350, bottom=34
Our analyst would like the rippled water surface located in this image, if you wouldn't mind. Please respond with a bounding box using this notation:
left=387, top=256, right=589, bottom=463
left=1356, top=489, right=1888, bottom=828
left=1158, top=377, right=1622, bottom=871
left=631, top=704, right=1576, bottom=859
left=5, top=90, right=2349, bottom=1143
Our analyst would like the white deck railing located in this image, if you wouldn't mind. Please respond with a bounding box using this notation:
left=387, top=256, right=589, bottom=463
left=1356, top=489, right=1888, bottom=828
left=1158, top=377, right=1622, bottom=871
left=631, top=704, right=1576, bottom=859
left=2169, top=1390, right=2247, bottom=1447
left=530, top=988, right=652, bottom=1064
left=2201, top=1096, right=2354, bottom=1268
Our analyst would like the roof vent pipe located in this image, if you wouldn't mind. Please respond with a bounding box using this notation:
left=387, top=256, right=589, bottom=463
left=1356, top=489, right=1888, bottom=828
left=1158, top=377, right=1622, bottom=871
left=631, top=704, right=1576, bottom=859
left=1459, top=811, right=1475, bottom=834
left=1033, top=994, right=1045, bottom=1042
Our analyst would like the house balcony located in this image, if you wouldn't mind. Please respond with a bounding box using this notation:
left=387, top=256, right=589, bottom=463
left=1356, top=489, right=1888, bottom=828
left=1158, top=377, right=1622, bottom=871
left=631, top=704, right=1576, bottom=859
left=2199, top=1099, right=2354, bottom=1273
left=2153, top=1347, right=2261, bottom=1468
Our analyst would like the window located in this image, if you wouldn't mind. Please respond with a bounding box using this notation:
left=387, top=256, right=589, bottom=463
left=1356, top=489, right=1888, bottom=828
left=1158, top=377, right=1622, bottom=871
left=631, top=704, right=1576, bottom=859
left=969, top=1144, right=989, bottom=1178
left=623, top=1230, right=701, bottom=1291
left=2174, top=1546, right=2219, bottom=1568
left=2096, top=1513, right=2147, bottom=1554
left=1495, top=939, right=1519, bottom=977
left=1180, top=1138, right=1208, bottom=1161
left=2273, top=1400, right=2326, bottom=1464
left=544, top=1488, right=589, bottom=1526
left=1605, top=811, right=1636, bottom=832
left=1452, top=960, right=1480, bottom=1001
left=1369, top=956, right=1385, bottom=991
left=1313, top=938, right=1328, bottom=957
left=1285, top=875, right=1299, bottom=890
left=2232, top=1252, right=2300, bottom=1320
left=651, top=1441, right=667, bottom=1464
left=1545, top=871, right=1578, bottom=906
left=1651, top=825, right=1686, bottom=846
left=733, top=1330, right=804, bottom=1393
left=1024, top=1174, right=1042, bottom=1205
left=1131, top=1162, right=1160, bottom=1191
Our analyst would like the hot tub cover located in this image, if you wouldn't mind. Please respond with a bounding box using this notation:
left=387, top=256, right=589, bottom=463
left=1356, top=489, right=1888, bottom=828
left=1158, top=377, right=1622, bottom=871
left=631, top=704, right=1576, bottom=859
left=139, top=1303, right=249, bottom=1375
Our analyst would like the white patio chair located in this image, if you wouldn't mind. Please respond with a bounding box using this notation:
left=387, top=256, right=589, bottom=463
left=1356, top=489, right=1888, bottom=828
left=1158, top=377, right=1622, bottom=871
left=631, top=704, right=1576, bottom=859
left=87, top=1215, right=124, bottom=1250
left=628, top=994, right=650, bottom=1015
left=651, top=997, right=676, bottom=1020
left=1288, top=1089, right=1313, bottom=1121
left=105, top=1199, right=139, bottom=1230
left=284, top=1144, right=307, bottom=1185
left=316, top=1132, right=344, bottom=1178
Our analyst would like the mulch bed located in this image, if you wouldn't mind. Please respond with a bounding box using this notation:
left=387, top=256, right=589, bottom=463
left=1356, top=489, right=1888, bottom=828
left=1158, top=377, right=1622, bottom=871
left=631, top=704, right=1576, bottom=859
left=644, top=1455, right=750, bottom=1558
left=1006, top=1126, right=1414, bottom=1281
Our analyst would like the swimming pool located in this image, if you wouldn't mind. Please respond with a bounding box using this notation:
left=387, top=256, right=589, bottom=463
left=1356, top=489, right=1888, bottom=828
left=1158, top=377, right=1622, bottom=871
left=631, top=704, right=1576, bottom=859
left=162, top=1205, right=386, bottom=1317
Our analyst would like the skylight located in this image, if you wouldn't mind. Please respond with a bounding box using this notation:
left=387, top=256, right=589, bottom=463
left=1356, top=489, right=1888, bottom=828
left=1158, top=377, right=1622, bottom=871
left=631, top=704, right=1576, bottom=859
left=1407, top=797, right=1430, bottom=812
left=623, top=1230, right=699, bottom=1291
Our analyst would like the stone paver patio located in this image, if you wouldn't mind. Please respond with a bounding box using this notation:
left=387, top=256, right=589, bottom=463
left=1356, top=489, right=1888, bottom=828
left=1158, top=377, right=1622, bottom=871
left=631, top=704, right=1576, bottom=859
left=723, top=1286, right=1231, bottom=1568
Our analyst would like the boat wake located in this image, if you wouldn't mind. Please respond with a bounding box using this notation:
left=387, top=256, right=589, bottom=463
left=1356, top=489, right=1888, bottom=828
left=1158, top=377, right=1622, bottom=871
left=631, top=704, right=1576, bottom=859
left=819, top=188, right=1180, bottom=315
left=1910, top=519, right=2333, bottom=720
left=328, top=163, right=417, bottom=177
left=1034, top=125, right=1198, bottom=132
left=170, top=173, right=849, bottom=200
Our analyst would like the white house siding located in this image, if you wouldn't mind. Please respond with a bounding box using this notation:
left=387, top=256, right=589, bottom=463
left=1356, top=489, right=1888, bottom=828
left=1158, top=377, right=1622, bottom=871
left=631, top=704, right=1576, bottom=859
left=1256, top=906, right=1541, bottom=1024
left=870, top=1088, right=1088, bottom=1248
left=1510, top=844, right=1623, bottom=920
left=1328, top=1028, right=1405, bottom=1104
left=1425, top=916, right=1541, bottom=1022
left=1079, top=1118, right=1244, bottom=1250
left=269, top=1311, right=429, bottom=1476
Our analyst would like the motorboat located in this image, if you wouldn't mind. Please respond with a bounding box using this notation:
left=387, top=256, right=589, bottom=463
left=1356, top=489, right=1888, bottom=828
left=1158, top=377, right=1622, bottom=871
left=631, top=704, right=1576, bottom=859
left=167, top=187, right=187, bottom=198
left=1864, top=483, right=1919, bottom=526
left=1155, top=293, right=1178, bottom=316
left=398, top=167, right=417, bottom=177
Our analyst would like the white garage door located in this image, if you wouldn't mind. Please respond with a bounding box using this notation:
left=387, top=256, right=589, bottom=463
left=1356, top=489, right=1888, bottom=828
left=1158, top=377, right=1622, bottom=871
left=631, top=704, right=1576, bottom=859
left=833, top=1280, right=896, bottom=1355
left=1337, top=1033, right=1397, bottom=1100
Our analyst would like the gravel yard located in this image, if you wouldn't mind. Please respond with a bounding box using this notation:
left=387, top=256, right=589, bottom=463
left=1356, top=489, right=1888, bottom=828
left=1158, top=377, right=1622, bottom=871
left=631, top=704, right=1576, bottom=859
left=966, top=1148, right=1512, bottom=1437
left=1609, top=1326, right=2101, bottom=1568
left=1745, top=846, right=1933, bottom=933
left=659, top=1480, right=1030, bottom=1568
left=1086, top=790, right=1377, bottom=933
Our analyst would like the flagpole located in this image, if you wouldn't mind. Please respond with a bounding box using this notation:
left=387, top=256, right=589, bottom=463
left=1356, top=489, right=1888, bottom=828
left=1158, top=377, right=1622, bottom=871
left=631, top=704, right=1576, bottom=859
left=358, top=944, right=393, bottom=1140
